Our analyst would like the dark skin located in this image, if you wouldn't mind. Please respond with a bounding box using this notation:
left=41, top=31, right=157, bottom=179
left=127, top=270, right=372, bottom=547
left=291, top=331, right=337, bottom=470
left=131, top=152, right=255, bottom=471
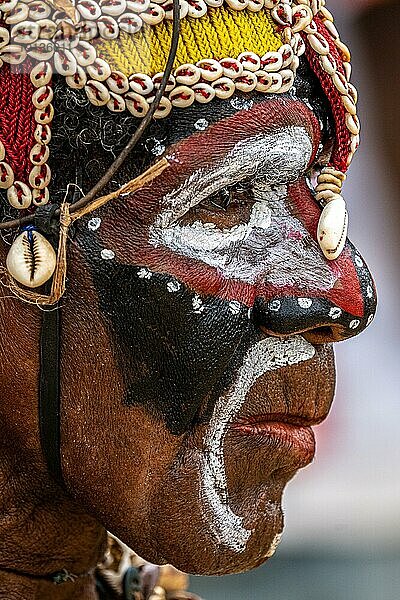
left=0, top=61, right=376, bottom=598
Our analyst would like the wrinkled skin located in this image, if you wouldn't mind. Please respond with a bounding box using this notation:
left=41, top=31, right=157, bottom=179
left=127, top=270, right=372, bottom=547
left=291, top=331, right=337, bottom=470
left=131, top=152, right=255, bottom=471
left=0, top=62, right=376, bottom=598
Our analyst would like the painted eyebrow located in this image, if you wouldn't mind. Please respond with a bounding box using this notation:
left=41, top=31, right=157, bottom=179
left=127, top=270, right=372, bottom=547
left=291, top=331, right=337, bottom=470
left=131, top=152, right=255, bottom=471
left=155, top=126, right=314, bottom=228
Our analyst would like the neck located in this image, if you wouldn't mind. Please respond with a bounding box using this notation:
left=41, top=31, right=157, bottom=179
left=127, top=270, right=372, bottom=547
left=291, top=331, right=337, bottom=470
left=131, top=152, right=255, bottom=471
left=0, top=444, right=107, bottom=599
left=0, top=568, right=99, bottom=600
left=0, top=255, right=107, bottom=600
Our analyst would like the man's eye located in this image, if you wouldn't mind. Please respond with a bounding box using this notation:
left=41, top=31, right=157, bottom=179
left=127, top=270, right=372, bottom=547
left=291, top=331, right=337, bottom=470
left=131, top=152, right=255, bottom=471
left=200, top=181, right=254, bottom=212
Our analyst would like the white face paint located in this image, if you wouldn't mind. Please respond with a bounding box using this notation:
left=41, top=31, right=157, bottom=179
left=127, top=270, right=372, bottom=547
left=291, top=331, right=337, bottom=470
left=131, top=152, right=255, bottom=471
left=157, top=126, right=313, bottom=228
left=199, top=335, right=316, bottom=553
left=150, top=127, right=337, bottom=292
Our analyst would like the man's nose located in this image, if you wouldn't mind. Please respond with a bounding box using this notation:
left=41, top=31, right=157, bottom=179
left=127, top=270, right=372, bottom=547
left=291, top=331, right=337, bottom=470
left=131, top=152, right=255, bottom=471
left=252, top=240, right=377, bottom=345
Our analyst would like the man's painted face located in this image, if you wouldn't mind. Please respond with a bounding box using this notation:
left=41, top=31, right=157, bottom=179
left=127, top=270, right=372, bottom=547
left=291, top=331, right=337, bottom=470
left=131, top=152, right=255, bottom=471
left=53, top=63, right=376, bottom=575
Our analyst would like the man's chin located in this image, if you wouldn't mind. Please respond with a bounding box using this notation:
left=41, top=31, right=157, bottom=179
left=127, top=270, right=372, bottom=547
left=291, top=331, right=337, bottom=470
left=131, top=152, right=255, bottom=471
left=131, top=459, right=287, bottom=576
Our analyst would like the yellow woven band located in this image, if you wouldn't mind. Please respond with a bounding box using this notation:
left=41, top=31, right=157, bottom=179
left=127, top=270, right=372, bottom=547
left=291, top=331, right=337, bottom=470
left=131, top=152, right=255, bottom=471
left=95, top=7, right=282, bottom=77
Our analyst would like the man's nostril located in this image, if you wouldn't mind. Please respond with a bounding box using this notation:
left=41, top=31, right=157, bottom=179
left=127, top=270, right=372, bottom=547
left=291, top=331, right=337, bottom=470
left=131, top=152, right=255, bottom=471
left=260, top=324, right=344, bottom=344
left=253, top=295, right=374, bottom=343
left=302, top=326, right=343, bottom=345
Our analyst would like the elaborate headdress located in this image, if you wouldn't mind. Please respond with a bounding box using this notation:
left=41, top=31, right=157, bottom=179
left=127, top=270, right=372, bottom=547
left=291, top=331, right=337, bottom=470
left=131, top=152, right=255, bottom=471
left=0, top=0, right=359, bottom=298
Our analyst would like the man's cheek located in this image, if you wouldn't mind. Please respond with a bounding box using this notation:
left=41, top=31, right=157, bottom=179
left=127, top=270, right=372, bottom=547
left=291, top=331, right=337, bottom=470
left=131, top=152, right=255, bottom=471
left=89, top=262, right=253, bottom=434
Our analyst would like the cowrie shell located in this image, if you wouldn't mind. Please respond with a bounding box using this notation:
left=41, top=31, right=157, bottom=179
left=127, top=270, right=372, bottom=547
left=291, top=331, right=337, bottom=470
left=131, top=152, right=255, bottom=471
left=34, top=123, right=52, bottom=145
left=29, top=163, right=51, bottom=189
left=170, top=85, right=195, bottom=107
left=174, top=63, right=201, bottom=86
left=211, top=77, right=235, bottom=99
left=32, top=85, right=53, bottom=109
left=162, top=0, right=189, bottom=20
left=97, top=16, right=119, bottom=39
left=187, top=0, right=207, bottom=18
left=54, top=49, right=77, bottom=76
left=72, top=41, right=96, bottom=67
left=36, top=18, right=57, bottom=39
left=226, top=0, right=248, bottom=10
left=101, top=0, right=127, bottom=15
left=77, top=0, right=102, bottom=20
left=279, top=43, right=294, bottom=68
left=317, top=197, right=348, bottom=260
left=29, top=142, right=50, bottom=166
left=192, top=82, right=215, bottom=103
left=268, top=72, right=283, bottom=93
left=271, top=3, right=292, bottom=27
left=66, top=65, right=87, bottom=89
left=291, top=5, right=313, bottom=33
left=248, top=0, right=263, bottom=12
left=147, top=95, right=172, bottom=119
left=35, top=104, right=54, bottom=125
left=32, top=187, right=49, bottom=206
left=152, top=72, right=175, bottom=92
left=126, top=0, right=150, bottom=13
left=307, top=32, right=330, bottom=56
left=234, top=70, right=257, bottom=92
left=0, top=26, right=10, bottom=48
left=28, top=1, right=51, bottom=20
left=261, top=51, right=283, bottom=72
left=238, top=52, right=260, bottom=73
left=6, top=229, right=57, bottom=288
left=0, top=161, right=14, bottom=189
left=26, top=39, right=55, bottom=61
left=107, top=70, right=129, bottom=93
left=141, top=3, right=165, bottom=25
left=1, top=44, right=27, bottom=64
left=129, top=72, right=154, bottom=95
left=87, top=57, right=112, bottom=81
left=188, top=0, right=207, bottom=19
left=107, top=92, right=126, bottom=112
left=125, top=91, right=150, bottom=117
left=279, top=69, right=294, bottom=93
left=5, top=3, right=29, bottom=24
left=30, top=60, right=53, bottom=87
left=319, top=53, right=337, bottom=76
left=219, top=58, right=243, bottom=79
left=118, top=12, right=143, bottom=33
left=0, top=0, right=19, bottom=13
left=85, top=80, right=110, bottom=106
left=196, top=58, right=223, bottom=82
left=7, top=181, right=32, bottom=209
left=11, top=20, right=40, bottom=44
left=255, top=70, right=273, bottom=92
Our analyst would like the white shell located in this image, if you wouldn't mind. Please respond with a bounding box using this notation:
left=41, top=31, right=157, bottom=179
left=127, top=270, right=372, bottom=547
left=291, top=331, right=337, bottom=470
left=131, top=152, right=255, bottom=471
left=234, top=70, right=257, bottom=92
left=196, top=58, right=223, bottom=82
left=6, top=229, right=57, bottom=288
left=317, top=197, right=348, bottom=260
left=107, top=70, right=129, bottom=93
left=192, top=82, right=215, bottom=103
left=7, top=181, right=32, bottom=209
left=212, top=77, right=235, bottom=99
left=169, top=85, right=195, bottom=107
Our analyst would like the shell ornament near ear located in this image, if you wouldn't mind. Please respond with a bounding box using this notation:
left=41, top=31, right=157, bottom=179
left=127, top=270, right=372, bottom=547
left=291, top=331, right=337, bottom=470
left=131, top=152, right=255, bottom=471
left=0, top=0, right=360, bottom=296
left=6, top=226, right=57, bottom=288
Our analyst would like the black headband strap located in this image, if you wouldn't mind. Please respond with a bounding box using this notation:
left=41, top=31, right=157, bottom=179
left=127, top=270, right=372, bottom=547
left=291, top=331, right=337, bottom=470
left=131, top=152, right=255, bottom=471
left=39, top=305, right=63, bottom=485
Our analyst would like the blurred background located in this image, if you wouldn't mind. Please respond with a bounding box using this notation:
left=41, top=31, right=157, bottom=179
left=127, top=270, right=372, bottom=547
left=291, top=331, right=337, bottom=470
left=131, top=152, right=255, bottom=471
left=191, top=1, right=400, bottom=598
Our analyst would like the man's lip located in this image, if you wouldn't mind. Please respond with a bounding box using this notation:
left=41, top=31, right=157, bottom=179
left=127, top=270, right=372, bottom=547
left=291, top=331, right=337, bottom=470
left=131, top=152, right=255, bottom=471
left=230, top=419, right=316, bottom=466
left=233, top=412, right=328, bottom=428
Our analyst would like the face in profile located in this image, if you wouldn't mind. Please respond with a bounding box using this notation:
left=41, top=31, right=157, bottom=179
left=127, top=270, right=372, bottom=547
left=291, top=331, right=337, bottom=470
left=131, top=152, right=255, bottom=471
left=50, top=60, right=376, bottom=576
left=0, top=0, right=377, bottom=582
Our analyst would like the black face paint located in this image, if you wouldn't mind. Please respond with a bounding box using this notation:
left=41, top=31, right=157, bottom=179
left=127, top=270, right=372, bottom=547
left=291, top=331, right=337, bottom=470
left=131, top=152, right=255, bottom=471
left=84, top=248, right=253, bottom=434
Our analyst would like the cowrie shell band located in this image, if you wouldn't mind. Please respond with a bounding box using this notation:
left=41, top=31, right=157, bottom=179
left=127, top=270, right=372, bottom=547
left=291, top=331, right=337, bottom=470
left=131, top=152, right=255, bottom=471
left=0, top=0, right=359, bottom=266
